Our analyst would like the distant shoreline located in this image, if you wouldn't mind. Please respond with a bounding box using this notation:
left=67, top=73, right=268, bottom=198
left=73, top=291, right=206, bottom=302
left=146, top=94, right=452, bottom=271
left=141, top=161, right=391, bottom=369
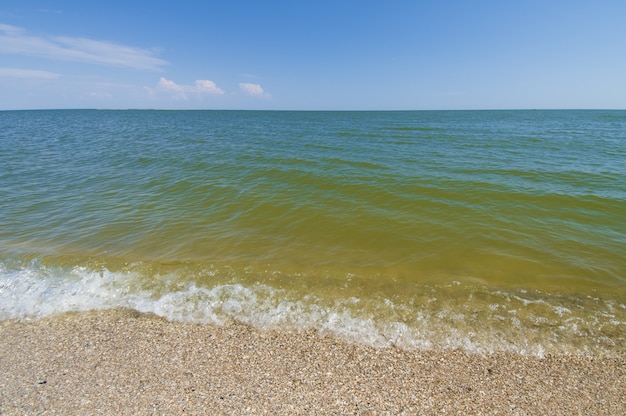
left=1, top=309, right=624, bottom=414
left=2, top=108, right=626, bottom=112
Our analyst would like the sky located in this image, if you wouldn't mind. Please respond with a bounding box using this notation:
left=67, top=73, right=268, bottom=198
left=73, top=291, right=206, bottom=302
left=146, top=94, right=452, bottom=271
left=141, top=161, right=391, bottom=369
left=1, top=1, right=625, bottom=110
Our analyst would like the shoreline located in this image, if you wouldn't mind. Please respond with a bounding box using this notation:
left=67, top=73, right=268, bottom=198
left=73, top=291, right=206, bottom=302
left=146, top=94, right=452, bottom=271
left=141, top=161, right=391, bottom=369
left=1, top=309, right=624, bottom=414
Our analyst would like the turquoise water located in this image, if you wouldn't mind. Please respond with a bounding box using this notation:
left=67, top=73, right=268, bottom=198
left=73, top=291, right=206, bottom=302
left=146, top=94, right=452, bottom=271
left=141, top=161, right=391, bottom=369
left=1, top=109, right=625, bottom=356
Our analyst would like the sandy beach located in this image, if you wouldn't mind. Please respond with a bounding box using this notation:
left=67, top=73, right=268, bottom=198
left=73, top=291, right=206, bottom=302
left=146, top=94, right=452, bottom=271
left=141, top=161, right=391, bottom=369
left=1, top=309, right=624, bottom=415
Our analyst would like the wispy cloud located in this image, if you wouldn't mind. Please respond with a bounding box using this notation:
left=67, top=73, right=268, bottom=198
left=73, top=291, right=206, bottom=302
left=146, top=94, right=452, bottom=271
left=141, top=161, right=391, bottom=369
left=0, top=23, right=167, bottom=70
left=239, top=82, right=271, bottom=98
left=156, top=77, right=224, bottom=100
left=0, top=67, right=60, bottom=79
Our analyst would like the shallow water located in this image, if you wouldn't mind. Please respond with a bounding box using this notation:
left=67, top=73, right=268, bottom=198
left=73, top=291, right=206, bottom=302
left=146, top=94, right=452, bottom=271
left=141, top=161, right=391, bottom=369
left=1, top=109, right=625, bottom=356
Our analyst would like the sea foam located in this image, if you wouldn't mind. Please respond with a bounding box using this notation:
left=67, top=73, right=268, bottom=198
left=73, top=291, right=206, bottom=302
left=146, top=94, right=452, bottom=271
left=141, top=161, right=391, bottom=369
left=2, top=261, right=624, bottom=358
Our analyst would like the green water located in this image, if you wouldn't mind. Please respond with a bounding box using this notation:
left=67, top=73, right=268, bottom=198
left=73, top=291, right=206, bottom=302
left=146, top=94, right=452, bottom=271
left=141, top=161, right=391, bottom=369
left=1, top=109, right=625, bottom=356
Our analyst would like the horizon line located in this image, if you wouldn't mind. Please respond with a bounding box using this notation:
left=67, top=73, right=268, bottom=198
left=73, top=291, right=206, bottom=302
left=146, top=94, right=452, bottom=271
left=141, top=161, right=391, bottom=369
left=2, top=107, right=625, bottom=112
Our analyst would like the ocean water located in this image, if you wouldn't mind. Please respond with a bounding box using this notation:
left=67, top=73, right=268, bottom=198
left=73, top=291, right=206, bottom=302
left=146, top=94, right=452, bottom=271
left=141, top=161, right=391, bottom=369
left=1, top=109, right=625, bottom=357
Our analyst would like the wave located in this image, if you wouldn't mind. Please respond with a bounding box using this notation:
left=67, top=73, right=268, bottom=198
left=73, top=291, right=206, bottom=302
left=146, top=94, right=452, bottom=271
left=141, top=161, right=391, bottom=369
left=2, top=260, right=624, bottom=358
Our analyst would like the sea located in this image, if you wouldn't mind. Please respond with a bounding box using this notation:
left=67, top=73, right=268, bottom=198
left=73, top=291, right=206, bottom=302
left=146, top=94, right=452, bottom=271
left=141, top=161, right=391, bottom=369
left=1, top=109, right=625, bottom=357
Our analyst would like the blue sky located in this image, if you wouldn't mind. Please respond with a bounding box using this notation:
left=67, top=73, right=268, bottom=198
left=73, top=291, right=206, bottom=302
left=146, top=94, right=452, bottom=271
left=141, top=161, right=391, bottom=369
left=1, top=1, right=625, bottom=110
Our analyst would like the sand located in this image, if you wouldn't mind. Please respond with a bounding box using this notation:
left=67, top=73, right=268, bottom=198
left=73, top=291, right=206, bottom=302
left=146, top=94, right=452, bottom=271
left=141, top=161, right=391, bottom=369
left=1, top=309, right=624, bottom=415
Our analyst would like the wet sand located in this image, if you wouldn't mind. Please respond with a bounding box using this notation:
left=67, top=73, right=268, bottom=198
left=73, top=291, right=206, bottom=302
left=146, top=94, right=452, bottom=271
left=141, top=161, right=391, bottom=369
left=1, top=309, right=624, bottom=415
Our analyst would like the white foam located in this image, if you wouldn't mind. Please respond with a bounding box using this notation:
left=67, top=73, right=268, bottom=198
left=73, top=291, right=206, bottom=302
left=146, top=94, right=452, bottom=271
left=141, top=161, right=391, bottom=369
left=0, top=263, right=142, bottom=319
left=0, top=263, right=398, bottom=349
left=1, top=261, right=624, bottom=357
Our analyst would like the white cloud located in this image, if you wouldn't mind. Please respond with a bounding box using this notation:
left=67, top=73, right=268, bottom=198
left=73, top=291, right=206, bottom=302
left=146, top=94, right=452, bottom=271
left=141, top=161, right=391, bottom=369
left=158, top=77, right=184, bottom=91
left=239, top=82, right=270, bottom=98
left=157, top=77, right=186, bottom=99
left=0, top=67, right=60, bottom=79
left=194, top=79, right=223, bottom=94
left=157, top=77, right=224, bottom=100
left=0, top=23, right=167, bottom=70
